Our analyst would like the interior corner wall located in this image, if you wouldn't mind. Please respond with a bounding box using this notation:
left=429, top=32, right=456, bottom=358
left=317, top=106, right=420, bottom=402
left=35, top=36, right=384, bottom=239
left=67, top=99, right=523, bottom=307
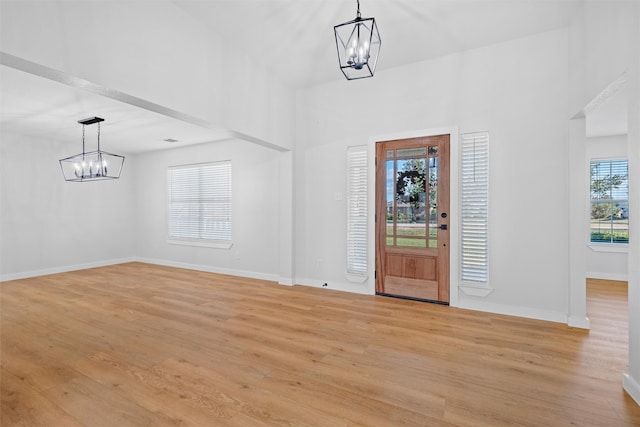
left=625, top=0, right=640, bottom=407
left=624, top=30, right=640, bottom=406
left=295, top=28, right=570, bottom=321
left=585, top=135, right=628, bottom=281
left=0, top=0, right=295, bottom=151
left=0, top=130, right=137, bottom=280
left=569, top=0, right=640, bottom=405
left=133, top=140, right=281, bottom=281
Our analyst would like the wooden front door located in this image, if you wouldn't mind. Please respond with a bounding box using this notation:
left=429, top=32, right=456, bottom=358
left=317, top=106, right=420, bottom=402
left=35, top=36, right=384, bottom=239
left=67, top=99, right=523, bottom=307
left=375, top=135, right=450, bottom=303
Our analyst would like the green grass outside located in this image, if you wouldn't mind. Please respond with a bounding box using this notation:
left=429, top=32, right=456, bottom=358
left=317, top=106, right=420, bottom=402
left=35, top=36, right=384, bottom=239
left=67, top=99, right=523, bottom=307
left=590, top=230, right=629, bottom=243
left=387, top=224, right=437, bottom=237
left=387, top=223, right=438, bottom=247
left=386, top=237, right=437, bottom=248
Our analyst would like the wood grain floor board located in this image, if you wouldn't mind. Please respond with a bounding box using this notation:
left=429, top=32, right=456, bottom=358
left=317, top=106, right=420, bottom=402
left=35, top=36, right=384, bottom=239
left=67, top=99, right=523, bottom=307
left=1, top=263, right=639, bottom=426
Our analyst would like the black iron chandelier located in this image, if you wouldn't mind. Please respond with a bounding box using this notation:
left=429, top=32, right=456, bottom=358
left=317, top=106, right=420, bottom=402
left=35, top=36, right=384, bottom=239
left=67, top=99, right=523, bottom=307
left=334, top=0, right=381, bottom=80
left=59, top=117, right=125, bottom=182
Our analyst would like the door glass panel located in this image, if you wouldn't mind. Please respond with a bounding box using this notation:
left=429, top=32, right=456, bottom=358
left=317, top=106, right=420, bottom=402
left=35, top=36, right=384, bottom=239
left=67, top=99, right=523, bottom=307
left=396, top=237, right=427, bottom=247
left=385, top=159, right=395, bottom=245
left=392, top=152, right=428, bottom=247
left=396, top=147, right=427, bottom=158
left=428, top=153, right=439, bottom=248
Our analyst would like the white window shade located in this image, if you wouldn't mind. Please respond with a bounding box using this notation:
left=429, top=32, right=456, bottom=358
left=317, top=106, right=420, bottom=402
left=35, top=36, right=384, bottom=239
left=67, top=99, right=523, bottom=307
left=460, top=132, right=489, bottom=285
left=347, top=146, right=368, bottom=275
left=168, top=161, right=232, bottom=243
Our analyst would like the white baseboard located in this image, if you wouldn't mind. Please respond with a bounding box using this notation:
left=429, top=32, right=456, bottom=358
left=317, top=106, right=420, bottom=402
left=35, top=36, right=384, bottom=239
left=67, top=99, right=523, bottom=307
left=0, top=257, right=137, bottom=282
left=456, top=299, right=568, bottom=325
left=278, top=277, right=294, bottom=286
left=295, top=277, right=373, bottom=295
left=586, top=272, right=628, bottom=282
left=1, top=256, right=283, bottom=285
left=623, top=373, right=640, bottom=406
left=135, top=257, right=280, bottom=283
left=568, top=315, right=591, bottom=330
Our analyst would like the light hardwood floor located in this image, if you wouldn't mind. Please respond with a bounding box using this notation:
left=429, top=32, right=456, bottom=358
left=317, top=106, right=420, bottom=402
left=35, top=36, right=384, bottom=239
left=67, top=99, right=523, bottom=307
left=1, top=263, right=639, bottom=426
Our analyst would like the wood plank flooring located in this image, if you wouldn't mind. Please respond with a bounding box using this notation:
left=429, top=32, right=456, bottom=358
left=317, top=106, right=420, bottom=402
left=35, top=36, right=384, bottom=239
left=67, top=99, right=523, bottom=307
left=1, top=263, right=639, bottom=426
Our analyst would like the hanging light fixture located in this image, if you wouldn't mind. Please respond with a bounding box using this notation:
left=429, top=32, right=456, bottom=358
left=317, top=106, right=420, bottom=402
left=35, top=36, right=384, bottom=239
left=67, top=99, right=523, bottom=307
left=334, top=0, right=381, bottom=80
left=59, top=117, right=125, bottom=182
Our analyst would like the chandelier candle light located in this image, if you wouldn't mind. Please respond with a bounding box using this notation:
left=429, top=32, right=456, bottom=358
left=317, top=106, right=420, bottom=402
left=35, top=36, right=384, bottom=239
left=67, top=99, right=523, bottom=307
left=334, top=0, right=381, bottom=80
left=59, top=117, right=125, bottom=182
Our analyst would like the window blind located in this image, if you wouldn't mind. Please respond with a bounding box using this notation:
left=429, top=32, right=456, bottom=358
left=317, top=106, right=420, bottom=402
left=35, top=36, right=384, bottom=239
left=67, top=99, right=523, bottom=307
left=347, top=146, right=368, bottom=274
left=168, top=161, right=232, bottom=242
left=460, top=132, right=489, bottom=284
left=590, top=159, right=628, bottom=201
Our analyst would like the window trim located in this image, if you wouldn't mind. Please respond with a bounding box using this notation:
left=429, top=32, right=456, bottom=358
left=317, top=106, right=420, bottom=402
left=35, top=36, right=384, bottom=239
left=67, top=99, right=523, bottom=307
left=166, top=238, right=233, bottom=249
left=588, top=242, right=628, bottom=253
left=167, top=160, right=232, bottom=248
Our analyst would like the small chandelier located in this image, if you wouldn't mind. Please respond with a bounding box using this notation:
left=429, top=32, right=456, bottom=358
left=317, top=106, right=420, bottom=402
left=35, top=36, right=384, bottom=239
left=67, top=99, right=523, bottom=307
left=334, top=0, right=381, bottom=80
left=59, top=117, right=125, bottom=182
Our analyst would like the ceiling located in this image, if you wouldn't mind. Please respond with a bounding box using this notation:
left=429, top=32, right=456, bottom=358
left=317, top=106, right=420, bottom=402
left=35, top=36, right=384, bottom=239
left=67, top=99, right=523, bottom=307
left=173, top=0, right=582, bottom=89
left=0, top=65, right=233, bottom=154
left=2, top=0, right=626, bottom=155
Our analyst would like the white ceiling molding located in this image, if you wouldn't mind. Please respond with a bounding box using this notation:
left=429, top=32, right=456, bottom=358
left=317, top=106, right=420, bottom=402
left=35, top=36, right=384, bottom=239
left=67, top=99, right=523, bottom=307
left=583, top=72, right=629, bottom=138
left=583, top=71, right=627, bottom=117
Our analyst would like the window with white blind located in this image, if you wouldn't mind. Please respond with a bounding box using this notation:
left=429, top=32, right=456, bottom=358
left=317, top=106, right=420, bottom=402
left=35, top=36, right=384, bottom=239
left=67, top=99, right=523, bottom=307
left=347, top=146, right=368, bottom=276
left=167, top=161, right=232, bottom=247
left=590, top=159, right=628, bottom=245
left=460, top=132, right=489, bottom=285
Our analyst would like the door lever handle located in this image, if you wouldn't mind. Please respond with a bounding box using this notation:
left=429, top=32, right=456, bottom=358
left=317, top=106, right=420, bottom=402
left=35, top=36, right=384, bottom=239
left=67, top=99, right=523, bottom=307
left=439, top=224, right=448, bottom=230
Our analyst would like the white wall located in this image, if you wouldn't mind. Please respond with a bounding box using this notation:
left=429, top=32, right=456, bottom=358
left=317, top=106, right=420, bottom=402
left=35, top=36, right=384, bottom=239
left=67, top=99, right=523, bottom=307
left=0, top=130, right=136, bottom=280
left=585, top=134, right=628, bottom=281
left=295, top=29, right=570, bottom=322
left=134, top=140, right=281, bottom=281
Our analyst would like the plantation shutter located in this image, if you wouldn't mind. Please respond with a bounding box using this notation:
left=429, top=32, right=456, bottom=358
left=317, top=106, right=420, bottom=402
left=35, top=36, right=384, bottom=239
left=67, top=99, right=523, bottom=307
left=168, top=161, right=232, bottom=241
left=347, top=146, right=368, bottom=274
left=590, top=159, right=629, bottom=244
left=460, top=132, right=489, bottom=284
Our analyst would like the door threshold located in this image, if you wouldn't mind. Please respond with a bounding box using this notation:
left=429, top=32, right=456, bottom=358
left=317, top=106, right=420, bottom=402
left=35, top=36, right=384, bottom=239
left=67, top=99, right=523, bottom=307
left=376, top=292, right=449, bottom=306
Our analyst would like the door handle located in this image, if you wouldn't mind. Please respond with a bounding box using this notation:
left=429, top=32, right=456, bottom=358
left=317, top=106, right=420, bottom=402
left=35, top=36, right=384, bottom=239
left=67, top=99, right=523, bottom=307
left=439, top=224, right=448, bottom=230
